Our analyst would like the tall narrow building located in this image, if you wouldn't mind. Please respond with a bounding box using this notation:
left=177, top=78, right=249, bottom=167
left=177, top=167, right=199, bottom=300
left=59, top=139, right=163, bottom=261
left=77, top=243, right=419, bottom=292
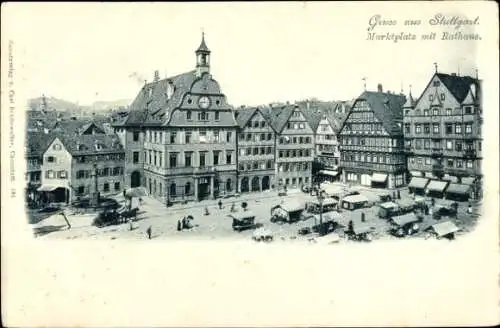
left=403, top=72, right=482, bottom=200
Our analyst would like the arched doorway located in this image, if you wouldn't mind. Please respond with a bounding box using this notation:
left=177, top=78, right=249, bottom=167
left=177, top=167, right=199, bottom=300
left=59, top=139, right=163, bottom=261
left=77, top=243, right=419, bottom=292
left=225, top=179, right=232, bottom=192
left=241, top=177, right=249, bottom=193
left=131, top=171, right=141, bottom=188
left=52, top=187, right=69, bottom=203
left=262, top=176, right=270, bottom=191
left=251, top=176, right=260, bottom=192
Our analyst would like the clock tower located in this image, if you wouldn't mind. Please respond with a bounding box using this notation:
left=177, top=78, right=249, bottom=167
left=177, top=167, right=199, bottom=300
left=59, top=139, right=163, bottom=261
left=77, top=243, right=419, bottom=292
left=195, top=32, right=211, bottom=77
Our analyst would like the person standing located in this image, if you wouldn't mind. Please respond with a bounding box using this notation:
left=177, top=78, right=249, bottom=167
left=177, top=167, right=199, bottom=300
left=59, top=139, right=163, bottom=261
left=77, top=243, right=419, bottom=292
left=218, top=199, right=223, bottom=210
left=146, top=225, right=152, bottom=239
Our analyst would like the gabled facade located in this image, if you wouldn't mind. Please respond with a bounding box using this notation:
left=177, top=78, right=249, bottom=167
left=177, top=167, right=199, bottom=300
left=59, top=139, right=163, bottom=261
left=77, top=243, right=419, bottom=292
left=338, top=87, right=407, bottom=189
left=114, top=34, right=238, bottom=204
left=314, top=115, right=342, bottom=181
left=271, top=105, right=314, bottom=189
left=235, top=107, right=276, bottom=192
left=403, top=72, right=482, bottom=199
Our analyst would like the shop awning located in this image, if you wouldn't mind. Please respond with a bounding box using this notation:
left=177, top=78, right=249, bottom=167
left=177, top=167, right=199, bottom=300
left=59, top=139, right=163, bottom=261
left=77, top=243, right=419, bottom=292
left=442, top=174, right=458, bottom=183
left=426, top=180, right=448, bottom=192
left=445, top=183, right=471, bottom=195
left=318, top=170, right=339, bottom=177
left=37, top=184, right=65, bottom=192
left=410, top=171, right=422, bottom=177
left=371, top=173, right=388, bottom=183
left=431, top=221, right=459, bottom=237
left=462, top=177, right=475, bottom=185
left=408, top=177, right=429, bottom=189
left=390, top=213, right=419, bottom=227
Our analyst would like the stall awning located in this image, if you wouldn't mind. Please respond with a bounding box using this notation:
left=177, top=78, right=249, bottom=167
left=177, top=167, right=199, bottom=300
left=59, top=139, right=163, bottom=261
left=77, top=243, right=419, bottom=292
left=228, top=211, right=256, bottom=220
left=314, top=211, right=342, bottom=222
left=125, top=187, right=149, bottom=198
left=353, top=224, right=373, bottom=235
left=319, top=170, right=339, bottom=177
left=391, top=213, right=419, bottom=227
left=426, top=180, right=448, bottom=192
left=342, top=194, right=369, bottom=204
left=410, top=171, right=422, bottom=177
left=462, top=177, right=475, bottom=185
left=37, top=184, right=65, bottom=192
left=371, top=173, right=388, bottom=183
left=442, top=174, right=458, bottom=183
left=431, top=221, right=459, bottom=237
left=445, top=183, right=471, bottom=195
left=408, top=177, right=429, bottom=189
left=279, top=202, right=305, bottom=213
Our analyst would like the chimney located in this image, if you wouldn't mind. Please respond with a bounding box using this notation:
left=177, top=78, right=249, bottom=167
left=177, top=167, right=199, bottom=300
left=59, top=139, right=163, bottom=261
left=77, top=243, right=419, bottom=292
left=153, top=70, right=160, bottom=82
left=377, top=83, right=383, bottom=93
left=306, top=101, right=310, bottom=111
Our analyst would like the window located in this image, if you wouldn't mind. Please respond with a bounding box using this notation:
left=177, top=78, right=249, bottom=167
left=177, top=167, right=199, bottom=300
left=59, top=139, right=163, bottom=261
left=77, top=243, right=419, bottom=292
left=415, top=140, right=422, bottom=149
left=102, top=168, right=109, bottom=176
left=433, top=107, right=439, bottom=116
left=213, top=151, right=220, bottom=165
left=266, top=160, right=272, bottom=169
left=464, top=106, right=473, bottom=114
left=446, top=108, right=452, bottom=116
left=133, top=151, right=139, bottom=164
left=199, top=130, right=207, bottom=143
left=114, top=182, right=120, bottom=191
left=53, top=144, right=62, bottom=150
left=424, top=124, right=430, bottom=134
left=103, top=183, right=110, bottom=192
left=185, top=182, right=191, bottom=196
left=447, top=159, right=454, bottom=167
left=440, top=93, right=445, bottom=101
left=47, top=156, right=56, bottom=163
left=424, top=140, right=430, bottom=149
left=465, top=123, right=472, bottom=134
left=267, top=133, right=272, bottom=141
left=417, top=157, right=423, bottom=164
left=187, top=110, right=192, bottom=120
left=252, top=162, right=258, bottom=170
left=415, top=124, right=421, bottom=134
left=185, top=131, right=192, bottom=144
left=246, top=134, right=251, bottom=141
left=226, top=151, right=233, bottom=164
left=133, top=131, right=139, bottom=141
left=404, top=124, right=410, bottom=134
left=445, top=124, right=453, bottom=134
left=253, top=148, right=258, bottom=155
left=185, top=152, right=192, bottom=167
left=266, top=147, right=272, bottom=154
left=226, top=132, right=232, bottom=143
left=199, top=152, right=206, bottom=167
left=446, top=140, right=453, bottom=150
left=455, top=141, right=462, bottom=151
left=456, top=159, right=463, bottom=168
left=215, top=112, right=220, bottom=121
left=170, top=183, right=177, bottom=197
left=198, top=111, right=209, bottom=121
left=428, top=94, right=433, bottom=101
left=432, top=124, right=440, bottom=134
left=214, top=130, right=220, bottom=142
left=77, top=186, right=85, bottom=195
left=455, top=124, right=462, bottom=134
left=170, top=132, right=176, bottom=144
left=77, top=170, right=85, bottom=179
left=425, top=158, right=431, bottom=165
left=169, top=153, right=177, bottom=168
left=423, top=109, right=429, bottom=116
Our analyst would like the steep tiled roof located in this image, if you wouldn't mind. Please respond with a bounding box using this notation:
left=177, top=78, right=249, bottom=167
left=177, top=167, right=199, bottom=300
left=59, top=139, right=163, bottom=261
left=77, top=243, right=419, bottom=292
left=56, top=133, right=124, bottom=156
left=25, top=132, right=55, bottom=157
left=356, top=91, right=406, bottom=136
left=123, top=70, right=198, bottom=126
left=403, top=92, right=415, bottom=108
left=52, top=120, right=105, bottom=135
left=436, top=73, right=479, bottom=103
left=235, top=107, right=258, bottom=128
left=269, top=105, right=294, bottom=133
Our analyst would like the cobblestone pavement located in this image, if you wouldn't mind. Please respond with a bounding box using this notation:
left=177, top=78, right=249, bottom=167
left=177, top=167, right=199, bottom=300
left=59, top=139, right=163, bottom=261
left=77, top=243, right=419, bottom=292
left=35, top=184, right=481, bottom=243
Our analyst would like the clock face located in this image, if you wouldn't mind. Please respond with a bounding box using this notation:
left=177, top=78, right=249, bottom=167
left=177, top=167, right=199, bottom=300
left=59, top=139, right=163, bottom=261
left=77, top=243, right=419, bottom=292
left=198, top=96, right=210, bottom=109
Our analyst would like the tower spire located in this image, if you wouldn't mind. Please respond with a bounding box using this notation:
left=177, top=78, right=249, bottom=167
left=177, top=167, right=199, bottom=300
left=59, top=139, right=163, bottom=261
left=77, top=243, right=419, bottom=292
left=195, top=31, right=211, bottom=77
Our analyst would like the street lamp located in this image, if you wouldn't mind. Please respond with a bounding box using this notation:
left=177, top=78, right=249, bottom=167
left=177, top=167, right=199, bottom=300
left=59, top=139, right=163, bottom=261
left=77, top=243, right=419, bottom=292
left=317, top=190, right=326, bottom=236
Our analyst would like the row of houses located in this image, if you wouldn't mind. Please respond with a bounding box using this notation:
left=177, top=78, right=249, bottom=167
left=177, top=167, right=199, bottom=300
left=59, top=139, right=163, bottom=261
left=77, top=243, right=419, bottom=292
left=25, top=34, right=482, bottom=206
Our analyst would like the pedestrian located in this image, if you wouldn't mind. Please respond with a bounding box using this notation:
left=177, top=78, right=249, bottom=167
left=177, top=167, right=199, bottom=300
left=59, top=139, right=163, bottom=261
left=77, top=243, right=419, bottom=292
left=431, top=198, right=435, bottom=207
left=129, top=219, right=134, bottom=231
left=467, top=203, right=472, bottom=214
left=177, top=219, right=182, bottom=231
left=361, top=212, right=366, bottom=222
left=348, top=220, right=354, bottom=234
left=139, top=197, right=144, bottom=206
left=424, top=204, right=429, bottom=215
left=230, top=203, right=236, bottom=212
left=218, top=199, right=222, bottom=210
left=397, top=190, right=401, bottom=199
left=146, top=225, right=152, bottom=239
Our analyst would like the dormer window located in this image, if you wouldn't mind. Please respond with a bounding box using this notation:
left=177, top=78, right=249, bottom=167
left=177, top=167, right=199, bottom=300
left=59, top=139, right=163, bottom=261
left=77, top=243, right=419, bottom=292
left=440, top=93, right=445, bottom=100
left=433, top=81, right=440, bottom=87
left=53, top=144, right=62, bottom=151
left=166, top=81, right=174, bottom=99
left=148, top=88, right=153, bottom=98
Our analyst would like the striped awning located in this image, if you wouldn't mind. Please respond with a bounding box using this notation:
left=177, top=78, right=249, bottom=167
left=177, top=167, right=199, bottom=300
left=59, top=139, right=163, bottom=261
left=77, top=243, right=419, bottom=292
left=431, top=221, right=459, bottom=237
left=371, top=173, right=388, bottom=183
left=445, top=183, right=470, bottom=195
left=37, top=184, right=66, bottom=192
left=426, top=180, right=448, bottom=192
left=408, top=177, right=429, bottom=189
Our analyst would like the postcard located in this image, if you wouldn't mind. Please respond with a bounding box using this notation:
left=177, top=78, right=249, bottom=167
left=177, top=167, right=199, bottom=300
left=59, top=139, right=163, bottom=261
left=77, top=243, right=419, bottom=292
left=1, top=1, right=498, bottom=327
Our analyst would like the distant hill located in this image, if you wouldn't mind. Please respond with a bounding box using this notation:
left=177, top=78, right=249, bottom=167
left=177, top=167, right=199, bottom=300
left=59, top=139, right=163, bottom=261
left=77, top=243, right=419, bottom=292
left=28, top=96, right=132, bottom=115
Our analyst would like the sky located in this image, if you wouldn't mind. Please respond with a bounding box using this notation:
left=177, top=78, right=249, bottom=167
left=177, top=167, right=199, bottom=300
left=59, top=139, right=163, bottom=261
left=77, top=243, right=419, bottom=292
left=4, top=2, right=494, bottom=107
